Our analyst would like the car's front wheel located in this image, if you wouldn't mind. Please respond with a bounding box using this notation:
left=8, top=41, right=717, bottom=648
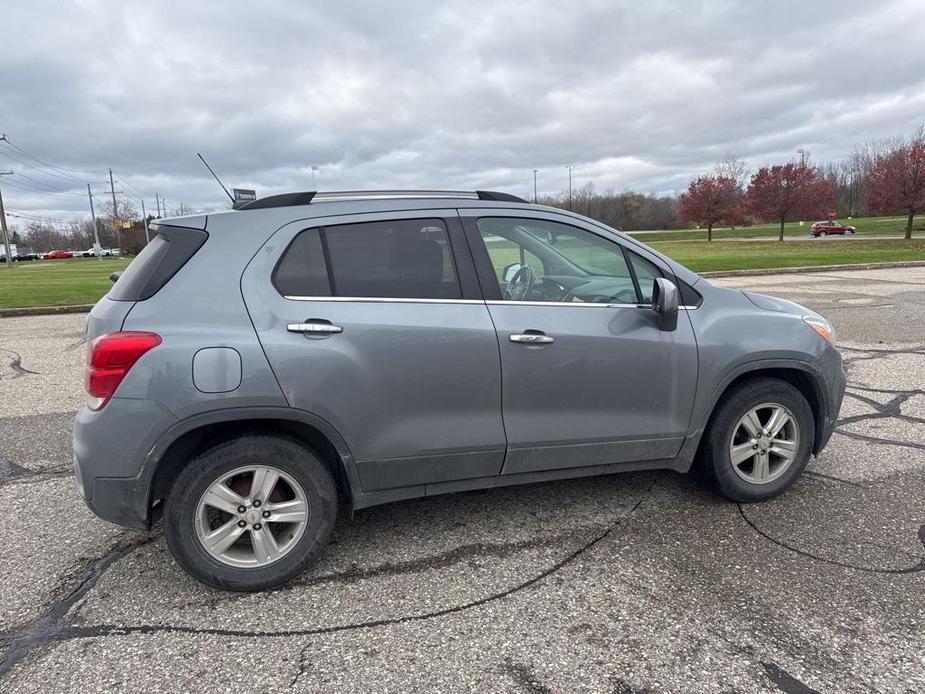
left=164, top=435, right=337, bottom=591
left=701, top=378, right=813, bottom=502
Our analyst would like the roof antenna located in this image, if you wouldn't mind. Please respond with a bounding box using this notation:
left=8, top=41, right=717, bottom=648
left=197, top=152, right=234, bottom=204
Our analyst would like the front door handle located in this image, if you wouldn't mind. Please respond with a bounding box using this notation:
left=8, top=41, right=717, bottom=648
left=509, top=332, right=554, bottom=344
left=287, top=322, right=343, bottom=334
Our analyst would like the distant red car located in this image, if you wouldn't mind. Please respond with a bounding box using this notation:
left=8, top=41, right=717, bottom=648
left=43, top=250, right=74, bottom=259
left=810, top=220, right=855, bottom=237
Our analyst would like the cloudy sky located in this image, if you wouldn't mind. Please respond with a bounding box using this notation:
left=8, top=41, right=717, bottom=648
left=2, top=0, right=924, bottom=222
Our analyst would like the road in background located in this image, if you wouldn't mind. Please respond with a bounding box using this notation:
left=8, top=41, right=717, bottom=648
left=1, top=267, right=923, bottom=693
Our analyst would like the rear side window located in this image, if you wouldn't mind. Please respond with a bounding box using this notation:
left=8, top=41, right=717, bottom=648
left=108, top=225, right=208, bottom=301
left=273, top=230, right=331, bottom=296
left=274, top=218, right=460, bottom=300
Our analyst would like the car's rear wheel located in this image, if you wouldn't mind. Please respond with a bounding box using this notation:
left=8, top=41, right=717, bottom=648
left=164, top=435, right=337, bottom=591
left=701, top=378, right=813, bottom=502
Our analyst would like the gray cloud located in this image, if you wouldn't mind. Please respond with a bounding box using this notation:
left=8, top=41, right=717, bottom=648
left=1, top=0, right=924, bottom=221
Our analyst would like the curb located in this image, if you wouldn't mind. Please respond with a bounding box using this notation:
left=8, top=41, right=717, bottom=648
left=0, top=304, right=94, bottom=318
left=700, top=260, right=925, bottom=278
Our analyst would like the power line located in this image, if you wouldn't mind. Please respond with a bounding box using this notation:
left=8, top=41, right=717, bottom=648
left=7, top=171, right=86, bottom=196
left=0, top=146, right=92, bottom=186
left=0, top=135, right=106, bottom=182
left=0, top=176, right=88, bottom=198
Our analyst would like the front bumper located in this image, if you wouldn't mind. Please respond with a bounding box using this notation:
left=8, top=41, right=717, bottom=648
left=815, top=347, right=846, bottom=453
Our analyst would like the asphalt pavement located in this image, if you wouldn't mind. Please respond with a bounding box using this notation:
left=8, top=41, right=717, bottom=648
left=0, top=266, right=923, bottom=693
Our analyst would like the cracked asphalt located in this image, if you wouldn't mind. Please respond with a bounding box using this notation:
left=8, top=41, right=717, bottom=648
left=0, top=266, right=923, bottom=693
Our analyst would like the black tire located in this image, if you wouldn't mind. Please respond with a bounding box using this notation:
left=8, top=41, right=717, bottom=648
left=164, top=435, right=337, bottom=591
left=701, top=378, right=813, bottom=502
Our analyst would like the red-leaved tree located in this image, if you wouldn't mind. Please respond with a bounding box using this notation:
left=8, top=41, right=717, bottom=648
left=864, top=134, right=925, bottom=239
left=745, top=164, right=833, bottom=241
left=678, top=175, right=742, bottom=241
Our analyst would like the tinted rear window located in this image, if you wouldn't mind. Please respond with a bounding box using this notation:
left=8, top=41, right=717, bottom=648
left=108, top=225, right=208, bottom=301
left=274, top=218, right=460, bottom=300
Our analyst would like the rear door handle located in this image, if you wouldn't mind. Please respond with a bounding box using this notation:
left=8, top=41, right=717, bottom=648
left=287, top=321, right=343, bottom=334
left=509, top=332, right=554, bottom=344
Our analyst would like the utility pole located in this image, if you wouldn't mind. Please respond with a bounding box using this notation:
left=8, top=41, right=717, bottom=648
left=141, top=199, right=150, bottom=243
left=0, top=171, right=13, bottom=268
left=532, top=169, right=539, bottom=204
left=109, top=168, right=122, bottom=253
left=155, top=192, right=161, bottom=218
left=565, top=165, right=573, bottom=211
left=87, top=183, right=101, bottom=261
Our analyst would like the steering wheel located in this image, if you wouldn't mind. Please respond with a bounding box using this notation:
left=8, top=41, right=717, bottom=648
left=505, top=265, right=536, bottom=301
left=613, top=288, right=638, bottom=304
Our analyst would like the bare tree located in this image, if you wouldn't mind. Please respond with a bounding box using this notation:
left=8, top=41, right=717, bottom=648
left=714, top=153, right=751, bottom=190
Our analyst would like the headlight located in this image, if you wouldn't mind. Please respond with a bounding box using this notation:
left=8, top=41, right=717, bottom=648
left=802, top=315, right=835, bottom=343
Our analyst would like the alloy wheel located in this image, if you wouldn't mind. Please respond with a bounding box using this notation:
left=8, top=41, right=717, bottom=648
left=195, top=465, right=309, bottom=568
left=728, top=403, right=800, bottom=485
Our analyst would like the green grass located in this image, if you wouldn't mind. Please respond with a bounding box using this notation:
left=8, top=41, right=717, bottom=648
left=627, top=215, right=920, bottom=242
left=646, top=239, right=925, bottom=273
left=0, top=257, right=131, bottom=309
left=2, top=236, right=924, bottom=310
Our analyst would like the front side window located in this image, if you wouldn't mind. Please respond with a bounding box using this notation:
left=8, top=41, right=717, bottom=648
left=476, top=217, right=639, bottom=304
left=274, top=218, right=460, bottom=300
left=626, top=251, right=663, bottom=304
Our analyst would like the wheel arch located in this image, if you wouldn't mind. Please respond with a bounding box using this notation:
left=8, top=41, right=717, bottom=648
left=147, top=407, right=361, bottom=524
left=695, top=362, right=827, bottom=458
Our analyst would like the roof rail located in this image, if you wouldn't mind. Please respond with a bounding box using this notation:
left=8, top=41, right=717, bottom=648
left=237, top=189, right=528, bottom=211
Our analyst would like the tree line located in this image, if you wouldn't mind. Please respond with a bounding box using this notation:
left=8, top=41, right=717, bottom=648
left=543, top=126, right=924, bottom=239
left=8, top=127, right=924, bottom=251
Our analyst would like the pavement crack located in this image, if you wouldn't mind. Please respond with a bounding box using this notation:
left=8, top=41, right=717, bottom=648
left=0, top=347, right=39, bottom=378
left=501, top=657, right=554, bottom=694
left=802, top=470, right=863, bottom=488
left=738, top=505, right=925, bottom=575
left=0, top=534, right=157, bottom=680
left=832, top=427, right=925, bottom=451
left=762, top=662, right=822, bottom=694
left=838, top=390, right=925, bottom=427
left=0, top=462, right=72, bottom=489
left=35, top=493, right=653, bottom=647
left=177, top=524, right=627, bottom=611
left=288, top=643, right=311, bottom=689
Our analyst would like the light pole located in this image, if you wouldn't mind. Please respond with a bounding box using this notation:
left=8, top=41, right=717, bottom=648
left=310, top=165, right=319, bottom=188
left=532, top=169, right=538, bottom=203
left=565, top=165, right=573, bottom=211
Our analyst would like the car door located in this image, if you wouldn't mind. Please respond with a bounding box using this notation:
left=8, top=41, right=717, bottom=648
left=241, top=210, right=506, bottom=492
left=461, top=210, right=698, bottom=475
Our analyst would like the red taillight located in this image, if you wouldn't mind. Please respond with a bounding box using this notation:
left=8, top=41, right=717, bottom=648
left=85, top=332, right=161, bottom=410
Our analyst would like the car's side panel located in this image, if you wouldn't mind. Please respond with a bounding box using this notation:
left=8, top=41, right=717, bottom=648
left=459, top=209, right=700, bottom=475
left=240, top=210, right=507, bottom=492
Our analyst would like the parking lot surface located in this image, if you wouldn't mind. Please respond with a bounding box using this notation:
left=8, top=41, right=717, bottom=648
left=1, top=266, right=923, bottom=693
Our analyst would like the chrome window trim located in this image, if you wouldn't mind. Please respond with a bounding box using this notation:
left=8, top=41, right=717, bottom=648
left=283, top=295, right=484, bottom=305
left=283, top=295, right=701, bottom=309
left=486, top=300, right=643, bottom=309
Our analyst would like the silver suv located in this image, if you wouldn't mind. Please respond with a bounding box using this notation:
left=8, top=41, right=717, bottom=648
left=74, top=190, right=845, bottom=590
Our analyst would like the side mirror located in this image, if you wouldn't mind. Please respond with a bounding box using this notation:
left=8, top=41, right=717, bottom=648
left=652, top=277, right=678, bottom=331
left=502, top=263, right=524, bottom=283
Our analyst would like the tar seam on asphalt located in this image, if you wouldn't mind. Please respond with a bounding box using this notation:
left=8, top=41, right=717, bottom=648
left=0, top=494, right=651, bottom=681
left=737, top=504, right=925, bottom=575
left=0, top=535, right=158, bottom=679
left=0, top=347, right=39, bottom=378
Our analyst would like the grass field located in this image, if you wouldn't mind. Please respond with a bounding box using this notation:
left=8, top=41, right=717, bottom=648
left=0, top=257, right=131, bottom=309
left=1, top=235, right=924, bottom=309
left=647, top=238, right=925, bottom=273
left=627, top=215, right=921, bottom=241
